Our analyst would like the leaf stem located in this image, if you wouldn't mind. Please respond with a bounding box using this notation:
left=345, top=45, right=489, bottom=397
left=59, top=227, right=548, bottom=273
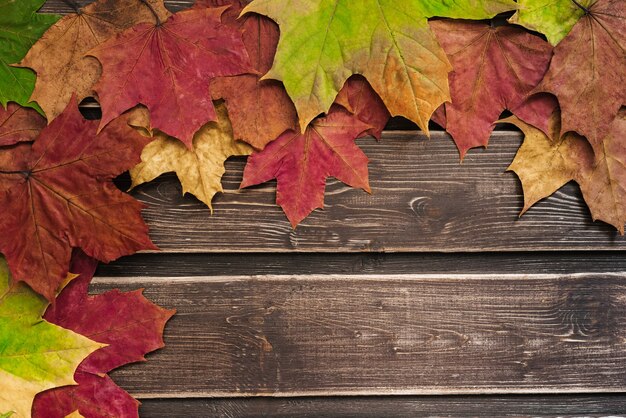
left=138, top=0, right=163, bottom=26
left=0, top=170, right=31, bottom=178
left=571, top=0, right=590, bottom=13
left=60, top=0, right=82, bottom=14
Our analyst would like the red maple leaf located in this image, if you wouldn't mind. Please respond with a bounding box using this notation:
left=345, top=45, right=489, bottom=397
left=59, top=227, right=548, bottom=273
left=201, top=0, right=299, bottom=150
left=0, top=97, right=155, bottom=300
left=0, top=103, right=46, bottom=146
left=430, top=20, right=556, bottom=158
left=33, top=251, right=175, bottom=417
left=241, top=106, right=373, bottom=227
left=334, top=75, right=390, bottom=140
left=89, top=5, right=252, bottom=148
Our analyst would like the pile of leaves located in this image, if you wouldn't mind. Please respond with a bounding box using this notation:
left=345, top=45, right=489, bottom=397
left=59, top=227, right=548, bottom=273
left=0, top=0, right=624, bottom=415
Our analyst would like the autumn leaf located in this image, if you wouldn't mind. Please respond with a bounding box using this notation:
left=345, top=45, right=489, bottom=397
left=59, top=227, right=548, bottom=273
left=0, top=96, right=155, bottom=300
left=534, top=0, right=625, bottom=149
left=33, top=251, right=174, bottom=418
left=504, top=113, right=593, bottom=214
left=505, top=110, right=626, bottom=233
left=242, top=0, right=516, bottom=133
left=205, top=0, right=299, bottom=150
left=509, top=0, right=589, bottom=45
left=17, top=0, right=170, bottom=122
left=89, top=6, right=251, bottom=148
left=430, top=20, right=554, bottom=158
left=0, top=257, right=104, bottom=418
left=241, top=106, right=372, bottom=227
left=129, top=103, right=252, bottom=211
left=0, top=103, right=46, bottom=146
left=0, top=0, right=59, bottom=111
left=578, top=110, right=626, bottom=233
left=334, top=76, right=390, bottom=140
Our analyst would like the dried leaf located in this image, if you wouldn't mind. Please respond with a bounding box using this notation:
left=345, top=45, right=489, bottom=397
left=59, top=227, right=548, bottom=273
left=241, top=106, right=372, bottom=227
left=535, top=0, right=625, bottom=149
left=505, top=110, right=626, bottom=233
left=505, top=113, right=593, bottom=214
left=33, top=252, right=174, bottom=418
left=90, top=6, right=251, bottom=147
left=0, top=97, right=155, bottom=300
left=129, top=103, right=252, bottom=210
left=206, top=0, right=299, bottom=149
left=18, top=0, right=171, bottom=121
left=430, top=20, right=554, bottom=158
left=0, top=103, right=46, bottom=146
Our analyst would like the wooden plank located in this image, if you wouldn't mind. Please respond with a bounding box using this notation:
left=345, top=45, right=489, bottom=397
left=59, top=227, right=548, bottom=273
left=91, top=273, right=626, bottom=396
left=124, top=132, right=626, bottom=252
left=98, top=252, right=626, bottom=277
left=138, top=395, right=626, bottom=417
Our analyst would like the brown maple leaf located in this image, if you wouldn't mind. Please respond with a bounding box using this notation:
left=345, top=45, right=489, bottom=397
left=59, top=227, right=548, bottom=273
left=0, top=103, right=46, bottom=146
left=430, top=20, right=555, bottom=158
left=17, top=0, right=171, bottom=122
left=535, top=0, right=625, bottom=149
left=0, top=97, right=155, bottom=300
left=505, top=110, right=626, bottom=233
left=334, top=75, right=390, bottom=139
left=89, top=6, right=252, bottom=148
left=203, top=0, right=299, bottom=150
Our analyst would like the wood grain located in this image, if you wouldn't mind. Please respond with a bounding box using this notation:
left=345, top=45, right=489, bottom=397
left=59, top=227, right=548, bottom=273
left=92, top=273, right=626, bottom=397
left=138, top=395, right=626, bottom=417
left=98, top=252, right=626, bottom=277
left=126, top=132, right=626, bottom=252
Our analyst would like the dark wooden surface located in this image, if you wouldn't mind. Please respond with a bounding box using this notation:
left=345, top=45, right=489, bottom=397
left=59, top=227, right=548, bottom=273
left=95, top=273, right=626, bottom=396
left=35, top=1, right=626, bottom=416
left=138, top=395, right=626, bottom=417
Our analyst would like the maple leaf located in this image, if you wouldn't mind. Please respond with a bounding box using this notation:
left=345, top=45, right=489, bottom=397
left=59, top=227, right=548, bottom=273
left=534, top=0, right=625, bottom=149
left=334, top=76, right=390, bottom=140
left=504, top=113, right=593, bottom=214
left=0, top=0, right=59, bottom=111
left=33, top=251, right=175, bottom=418
left=578, top=110, right=626, bottom=233
left=241, top=106, right=372, bottom=227
left=242, top=0, right=517, bottom=133
left=505, top=110, right=626, bottom=233
left=0, top=103, right=46, bottom=147
left=509, top=0, right=589, bottom=45
left=129, top=102, right=252, bottom=211
left=17, top=0, right=171, bottom=122
left=204, top=0, right=299, bottom=150
left=0, top=257, right=104, bottom=418
left=429, top=20, right=554, bottom=158
left=89, top=6, right=251, bottom=148
left=0, top=96, right=155, bottom=301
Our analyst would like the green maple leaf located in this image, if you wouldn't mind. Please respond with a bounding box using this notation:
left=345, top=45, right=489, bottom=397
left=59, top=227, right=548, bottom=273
left=0, top=258, right=103, bottom=418
left=509, top=0, right=592, bottom=45
left=0, top=0, right=60, bottom=112
left=243, top=0, right=517, bottom=132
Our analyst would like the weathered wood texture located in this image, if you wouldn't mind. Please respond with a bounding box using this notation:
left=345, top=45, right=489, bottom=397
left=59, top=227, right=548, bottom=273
left=99, top=252, right=626, bottom=277
left=36, top=1, right=626, bottom=414
left=138, top=395, right=626, bottom=417
left=127, top=132, right=626, bottom=252
left=93, top=273, right=626, bottom=396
